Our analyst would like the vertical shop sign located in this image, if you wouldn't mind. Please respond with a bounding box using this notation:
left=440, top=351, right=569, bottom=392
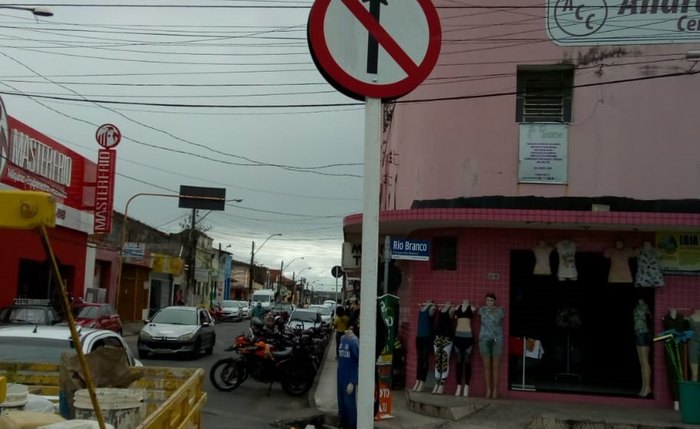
left=518, top=123, right=568, bottom=184
left=94, top=149, right=116, bottom=234
left=93, top=124, right=121, bottom=234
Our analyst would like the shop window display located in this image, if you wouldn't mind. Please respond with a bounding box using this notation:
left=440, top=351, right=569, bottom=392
left=509, top=249, right=653, bottom=397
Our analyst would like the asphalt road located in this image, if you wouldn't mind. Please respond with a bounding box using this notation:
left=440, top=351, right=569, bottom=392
left=125, top=319, right=309, bottom=428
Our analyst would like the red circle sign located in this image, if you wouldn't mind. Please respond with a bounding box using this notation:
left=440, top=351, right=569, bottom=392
left=95, top=124, right=121, bottom=149
left=308, top=0, right=441, bottom=100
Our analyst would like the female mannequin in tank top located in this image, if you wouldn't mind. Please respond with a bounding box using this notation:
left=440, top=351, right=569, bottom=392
left=633, top=298, right=653, bottom=397
left=433, top=302, right=455, bottom=394
left=412, top=300, right=436, bottom=392
left=478, top=293, right=505, bottom=399
left=453, top=299, right=476, bottom=397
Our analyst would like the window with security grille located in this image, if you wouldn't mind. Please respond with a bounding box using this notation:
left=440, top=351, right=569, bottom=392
left=516, top=68, right=573, bottom=123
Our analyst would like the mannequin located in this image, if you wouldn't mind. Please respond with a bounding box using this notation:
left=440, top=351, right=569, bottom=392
left=532, top=241, right=553, bottom=275
left=635, top=242, right=665, bottom=287
left=690, top=309, right=700, bottom=382
left=453, top=299, right=476, bottom=397
left=433, top=302, right=455, bottom=394
left=478, top=293, right=505, bottom=399
left=413, top=300, right=436, bottom=392
left=555, top=239, right=578, bottom=281
left=633, top=299, right=653, bottom=397
left=604, top=241, right=635, bottom=283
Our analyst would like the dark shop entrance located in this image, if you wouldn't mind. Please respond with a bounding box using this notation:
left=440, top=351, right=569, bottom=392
left=508, top=250, right=655, bottom=397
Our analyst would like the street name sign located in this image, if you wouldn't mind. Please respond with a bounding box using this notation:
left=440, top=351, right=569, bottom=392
left=390, top=238, right=430, bottom=261
left=308, top=0, right=441, bottom=100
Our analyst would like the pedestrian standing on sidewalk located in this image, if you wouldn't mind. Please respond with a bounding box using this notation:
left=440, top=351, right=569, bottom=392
left=334, top=306, right=350, bottom=358
left=337, top=328, right=359, bottom=429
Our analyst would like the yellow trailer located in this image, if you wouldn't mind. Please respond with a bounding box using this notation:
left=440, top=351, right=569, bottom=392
left=0, top=363, right=206, bottom=429
left=0, top=190, right=206, bottom=429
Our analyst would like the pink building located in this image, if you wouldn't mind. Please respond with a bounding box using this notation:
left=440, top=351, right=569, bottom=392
left=343, top=0, right=700, bottom=410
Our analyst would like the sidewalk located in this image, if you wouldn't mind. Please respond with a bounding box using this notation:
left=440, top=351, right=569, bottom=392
left=307, top=338, right=695, bottom=429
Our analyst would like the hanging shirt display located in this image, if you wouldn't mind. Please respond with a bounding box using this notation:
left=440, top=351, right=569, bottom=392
left=556, top=240, right=578, bottom=281
left=635, top=244, right=665, bottom=287
left=604, top=245, right=636, bottom=283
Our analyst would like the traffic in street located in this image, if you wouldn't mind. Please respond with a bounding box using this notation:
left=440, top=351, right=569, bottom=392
left=124, top=317, right=319, bottom=428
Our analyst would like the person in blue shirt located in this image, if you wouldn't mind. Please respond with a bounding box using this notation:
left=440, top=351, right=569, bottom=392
left=337, top=328, right=359, bottom=429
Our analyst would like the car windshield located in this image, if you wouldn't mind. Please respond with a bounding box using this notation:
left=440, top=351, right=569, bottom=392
left=309, top=306, right=332, bottom=315
left=290, top=310, right=318, bottom=323
left=73, top=306, right=99, bottom=318
left=8, top=308, right=47, bottom=324
left=253, top=295, right=270, bottom=303
left=221, top=301, right=238, bottom=308
left=150, top=308, right=196, bottom=325
left=0, top=337, right=72, bottom=363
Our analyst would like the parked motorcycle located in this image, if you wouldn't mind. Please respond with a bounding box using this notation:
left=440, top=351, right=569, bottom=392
left=209, top=329, right=316, bottom=396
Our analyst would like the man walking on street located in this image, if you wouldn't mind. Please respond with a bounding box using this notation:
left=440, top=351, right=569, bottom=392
left=337, top=328, right=359, bottom=429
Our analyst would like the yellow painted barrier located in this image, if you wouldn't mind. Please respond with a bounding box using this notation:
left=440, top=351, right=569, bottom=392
left=0, top=363, right=206, bottom=429
left=0, top=375, right=6, bottom=403
left=0, top=190, right=55, bottom=229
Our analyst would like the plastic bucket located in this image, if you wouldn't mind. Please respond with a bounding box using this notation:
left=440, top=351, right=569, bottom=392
left=679, top=381, right=700, bottom=425
left=0, top=383, right=28, bottom=411
left=73, top=388, right=144, bottom=429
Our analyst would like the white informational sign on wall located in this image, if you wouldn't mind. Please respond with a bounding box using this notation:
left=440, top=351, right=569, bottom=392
left=518, top=123, right=569, bottom=184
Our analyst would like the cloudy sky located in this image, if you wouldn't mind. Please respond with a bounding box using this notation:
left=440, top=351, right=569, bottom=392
left=1, top=0, right=365, bottom=291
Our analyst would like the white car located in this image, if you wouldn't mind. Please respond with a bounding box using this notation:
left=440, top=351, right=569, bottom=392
left=219, top=300, right=242, bottom=322
left=287, top=309, right=323, bottom=332
left=0, top=325, right=141, bottom=366
left=235, top=300, right=251, bottom=319
left=308, top=304, right=333, bottom=325
left=323, top=300, right=337, bottom=308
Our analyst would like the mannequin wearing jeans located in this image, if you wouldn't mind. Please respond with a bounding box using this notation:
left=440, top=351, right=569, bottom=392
left=478, top=293, right=505, bottom=399
left=453, top=299, right=475, bottom=397
left=413, top=301, right=436, bottom=392
left=633, top=299, right=653, bottom=397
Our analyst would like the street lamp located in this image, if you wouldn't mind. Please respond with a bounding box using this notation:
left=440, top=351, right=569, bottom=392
left=277, top=256, right=304, bottom=300
left=0, top=6, right=53, bottom=16
left=248, top=233, right=282, bottom=297
left=293, top=266, right=312, bottom=305
left=115, top=192, right=240, bottom=311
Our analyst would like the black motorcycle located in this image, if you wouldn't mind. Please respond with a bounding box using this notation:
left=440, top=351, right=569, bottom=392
left=209, top=329, right=316, bottom=396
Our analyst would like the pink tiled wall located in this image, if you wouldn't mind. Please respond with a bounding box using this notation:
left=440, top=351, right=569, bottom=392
left=399, top=227, right=699, bottom=408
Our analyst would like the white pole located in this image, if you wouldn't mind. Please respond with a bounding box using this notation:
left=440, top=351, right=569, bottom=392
left=357, top=96, right=381, bottom=429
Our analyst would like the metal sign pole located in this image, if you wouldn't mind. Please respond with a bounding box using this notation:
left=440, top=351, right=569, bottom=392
left=357, top=96, right=381, bottom=429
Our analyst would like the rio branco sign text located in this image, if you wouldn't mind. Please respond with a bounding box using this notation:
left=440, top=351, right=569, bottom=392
left=546, top=0, right=700, bottom=45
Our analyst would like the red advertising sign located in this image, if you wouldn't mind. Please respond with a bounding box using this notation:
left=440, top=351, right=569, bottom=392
left=94, top=149, right=116, bottom=234
left=1, top=115, right=94, bottom=212
left=96, top=123, right=121, bottom=149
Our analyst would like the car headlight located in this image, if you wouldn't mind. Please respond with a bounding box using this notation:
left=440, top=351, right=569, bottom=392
left=139, top=331, right=153, bottom=340
left=178, top=332, right=195, bottom=341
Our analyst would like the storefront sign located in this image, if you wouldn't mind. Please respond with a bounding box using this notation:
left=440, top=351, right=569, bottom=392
left=94, top=149, right=116, bottom=234
left=342, top=242, right=362, bottom=270
left=547, top=0, right=700, bottom=46
left=518, top=123, right=568, bottom=184
left=656, top=232, right=700, bottom=272
left=123, top=242, right=145, bottom=259
left=1, top=108, right=95, bottom=216
left=390, top=238, right=430, bottom=261
left=151, top=253, right=184, bottom=276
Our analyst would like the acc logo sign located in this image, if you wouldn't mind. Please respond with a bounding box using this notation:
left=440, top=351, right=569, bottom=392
left=0, top=97, right=9, bottom=179
left=553, top=0, right=608, bottom=37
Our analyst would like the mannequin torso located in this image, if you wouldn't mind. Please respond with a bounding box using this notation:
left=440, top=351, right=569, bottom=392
left=605, top=241, right=635, bottom=283
left=417, top=302, right=435, bottom=338
left=455, top=300, right=475, bottom=337
left=435, top=302, right=455, bottom=337
left=532, top=241, right=553, bottom=275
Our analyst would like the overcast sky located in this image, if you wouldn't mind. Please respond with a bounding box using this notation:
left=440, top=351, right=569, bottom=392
left=1, top=1, right=364, bottom=291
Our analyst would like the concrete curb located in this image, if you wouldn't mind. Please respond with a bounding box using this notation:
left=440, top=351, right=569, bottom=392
left=307, top=334, right=333, bottom=410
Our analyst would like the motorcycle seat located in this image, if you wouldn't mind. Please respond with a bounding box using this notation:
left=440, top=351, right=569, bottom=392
left=272, top=348, right=292, bottom=358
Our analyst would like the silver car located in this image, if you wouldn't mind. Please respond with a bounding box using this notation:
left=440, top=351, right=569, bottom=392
left=137, top=306, right=216, bottom=360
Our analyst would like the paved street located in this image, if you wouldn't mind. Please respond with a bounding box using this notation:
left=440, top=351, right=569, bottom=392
left=125, top=319, right=309, bottom=428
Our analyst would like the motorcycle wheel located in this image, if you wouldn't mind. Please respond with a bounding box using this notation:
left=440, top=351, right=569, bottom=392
left=281, top=360, right=315, bottom=396
left=209, top=358, right=246, bottom=392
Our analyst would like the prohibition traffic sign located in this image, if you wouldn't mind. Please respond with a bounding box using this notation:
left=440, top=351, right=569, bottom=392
left=308, top=0, right=441, bottom=101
